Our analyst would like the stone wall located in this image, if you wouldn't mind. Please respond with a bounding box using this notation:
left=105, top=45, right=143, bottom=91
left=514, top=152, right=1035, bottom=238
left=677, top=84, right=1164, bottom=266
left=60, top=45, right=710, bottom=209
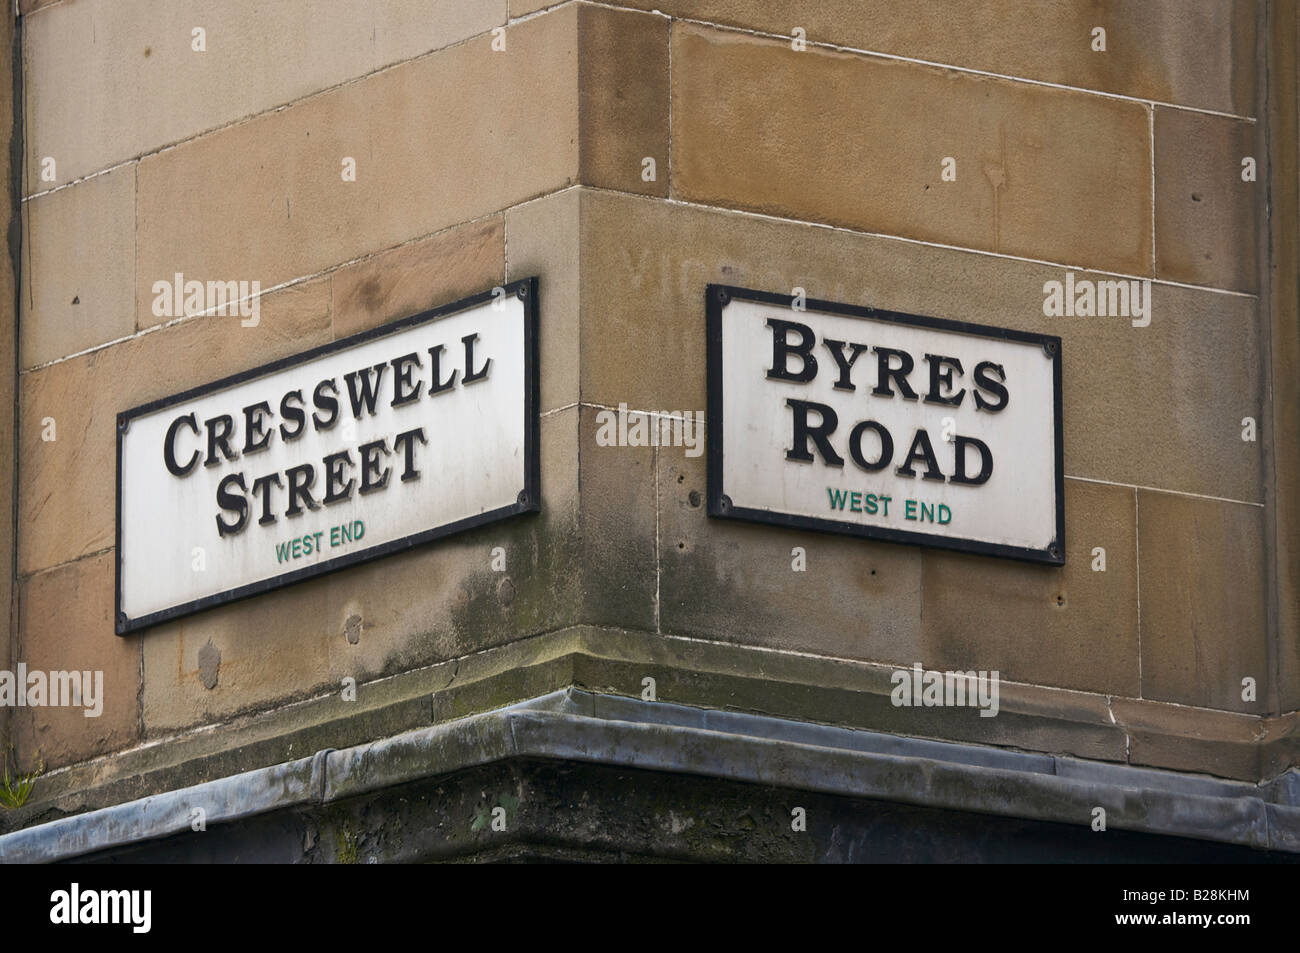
left=7, top=0, right=1293, bottom=815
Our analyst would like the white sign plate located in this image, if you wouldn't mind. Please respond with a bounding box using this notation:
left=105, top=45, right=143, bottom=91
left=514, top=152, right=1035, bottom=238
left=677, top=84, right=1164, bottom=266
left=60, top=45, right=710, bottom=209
left=706, top=285, right=1064, bottom=564
left=116, top=279, right=539, bottom=633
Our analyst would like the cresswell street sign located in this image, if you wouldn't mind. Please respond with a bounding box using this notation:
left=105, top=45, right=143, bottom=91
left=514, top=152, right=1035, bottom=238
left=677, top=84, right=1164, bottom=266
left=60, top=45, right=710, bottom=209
left=706, top=285, right=1064, bottom=565
left=115, top=278, right=540, bottom=634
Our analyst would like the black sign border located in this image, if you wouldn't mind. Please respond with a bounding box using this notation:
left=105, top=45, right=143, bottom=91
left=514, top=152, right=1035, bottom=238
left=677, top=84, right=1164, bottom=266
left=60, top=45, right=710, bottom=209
left=115, top=277, right=541, bottom=635
left=705, top=284, right=1065, bottom=566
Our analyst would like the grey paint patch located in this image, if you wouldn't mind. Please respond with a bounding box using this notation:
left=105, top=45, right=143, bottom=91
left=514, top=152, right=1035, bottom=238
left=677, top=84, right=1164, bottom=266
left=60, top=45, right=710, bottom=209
left=198, top=640, right=220, bottom=691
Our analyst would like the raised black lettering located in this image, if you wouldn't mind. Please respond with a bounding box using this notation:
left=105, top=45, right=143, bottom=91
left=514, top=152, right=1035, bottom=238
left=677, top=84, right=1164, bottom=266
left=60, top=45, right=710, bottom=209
left=279, top=389, right=306, bottom=441
left=923, top=354, right=965, bottom=406
left=204, top=414, right=238, bottom=467
left=462, top=333, right=491, bottom=384
left=163, top=412, right=201, bottom=477
left=895, top=428, right=945, bottom=482
left=343, top=363, right=389, bottom=418
left=390, top=353, right=424, bottom=406
left=848, top=420, right=893, bottom=472
left=285, top=463, right=320, bottom=516
left=973, top=361, right=1009, bottom=412
left=428, top=345, right=459, bottom=395
left=785, top=399, right=843, bottom=466
left=312, top=379, right=340, bottom=430
left=250, top=473, right=282, bottom=526
left=322, top=450, right=355, bottom=505
left=242, top=401, right=273, bottom=454
left=393, top=427, right=427, bottom=482
left=871, top=347, right=919, bottom=401
left=766, top=318, right=818, bottom=383
left=822, top=339, right=870, bottom=391
left=215, top=473, right=249, bottom=537
left=951, top=435, right=994, bottom=485
left=358, top=439, right=391, bottom=494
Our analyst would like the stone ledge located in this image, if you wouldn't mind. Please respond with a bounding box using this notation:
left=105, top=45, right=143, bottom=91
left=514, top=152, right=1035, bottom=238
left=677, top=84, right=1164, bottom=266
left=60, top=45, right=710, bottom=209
left=2, top=687, right=1296, bottom=862
left=2, top=625, right=1292, bottom=838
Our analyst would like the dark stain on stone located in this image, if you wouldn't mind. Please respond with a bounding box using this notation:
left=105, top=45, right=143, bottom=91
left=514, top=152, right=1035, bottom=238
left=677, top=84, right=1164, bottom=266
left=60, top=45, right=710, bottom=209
left=498, top=578, right=516, bottom=607
left=358, top=276, right=384, bottom=313
left=345, top=614, right=363, bottom=645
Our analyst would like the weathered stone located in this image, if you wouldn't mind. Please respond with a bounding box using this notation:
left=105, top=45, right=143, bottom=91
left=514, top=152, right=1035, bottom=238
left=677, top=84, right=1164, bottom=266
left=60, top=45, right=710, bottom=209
left=23, top=0, right=507, bottom=192
left=136, top=6, right=580, bottom=326
left=20, top=166, right=136, bottom=369
left=1137, top=491, right=1268, bottom=713
left=658, top=442, right=922, bottom=662
left=1114, top=696, right=1263, bottom=780
left=578, top=5, right=669, bottom=197
left=615, top=0, right=1256, bottom=115
left=15, top=552, right=141, bottom=770
left=331, top=216, right=505, bottom=339
left=506, top=189, right=580, bottom=413
left=1155, top=107, right=1260, bottom=292
left=670, top=22, right=1153, bottom=275
left=580, top=189, right=1261, bottom=503
left=19, top=279, right=332, bottom=577
left=922, top=479, right=1139, bottom=696
left=576, top=405, right=657, bottom=630
left=141, top=568, right=333, bottom=733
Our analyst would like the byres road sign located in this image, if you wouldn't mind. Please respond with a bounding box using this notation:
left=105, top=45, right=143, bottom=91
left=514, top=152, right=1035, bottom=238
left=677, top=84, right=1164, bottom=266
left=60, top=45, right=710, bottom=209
left=115, top=279, right=539, bottom=634
left=706, top=285, right=1064, bottom=564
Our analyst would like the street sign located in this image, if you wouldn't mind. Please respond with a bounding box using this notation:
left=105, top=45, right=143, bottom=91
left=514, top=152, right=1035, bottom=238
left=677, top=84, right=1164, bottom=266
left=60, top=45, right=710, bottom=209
left=706, top=285, right=1063, bottom=564
left=115, top=279, right=539, bottom=634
